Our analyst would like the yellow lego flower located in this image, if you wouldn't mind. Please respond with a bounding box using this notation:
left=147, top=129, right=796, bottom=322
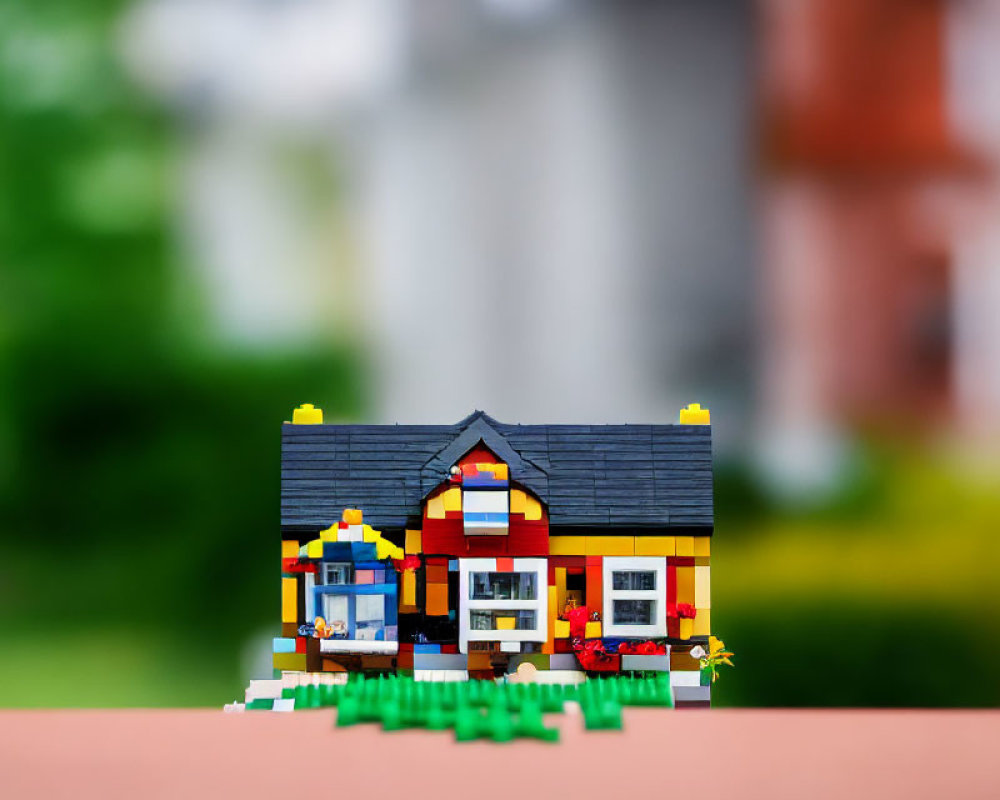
left=699, top=636, right=735, bottom=682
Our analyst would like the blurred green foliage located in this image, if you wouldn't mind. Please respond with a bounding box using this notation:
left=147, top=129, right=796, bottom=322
left=0, top=1, right=364, bottom=705
left=713, top=446, right=1000, bottom=708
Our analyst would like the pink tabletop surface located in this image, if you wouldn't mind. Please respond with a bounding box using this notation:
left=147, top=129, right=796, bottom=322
left=1, top=708, right=997, bottom=799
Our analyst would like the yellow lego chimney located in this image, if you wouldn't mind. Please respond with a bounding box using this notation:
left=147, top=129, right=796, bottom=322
left=679, top=403, right=710, bottom=425
left=291, top=403, right=324, bottom=425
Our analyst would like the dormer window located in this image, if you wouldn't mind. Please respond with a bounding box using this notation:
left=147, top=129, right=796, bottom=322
left=463, top=489, right=509, bottom=535
left=459, top=461, right=510, bottom=536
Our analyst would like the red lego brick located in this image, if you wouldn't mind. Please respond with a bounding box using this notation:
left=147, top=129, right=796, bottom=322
left=508, top=532, right=548, bottom=556
left=549, top=556, right=586, bottom=568
left=496, top=557, right=514, bottom=572
left=282, top=558, right=317, bottom=574
left=457, top=445, right=498, bottom=466
left=508, top=519, right=549, bottom=556
left=667, top=563, right=677, bottom=619
left=465, top=536, right=508, bottom=556
left=295, top=637, right=307, bottom=654
left=421, top=519, right=465, bottom=555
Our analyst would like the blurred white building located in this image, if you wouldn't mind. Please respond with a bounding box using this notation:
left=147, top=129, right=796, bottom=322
left=121, top=0, right=755, bottom=441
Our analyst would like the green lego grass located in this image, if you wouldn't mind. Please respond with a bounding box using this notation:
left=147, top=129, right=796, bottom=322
left=247, top=673, right=675, bottom=742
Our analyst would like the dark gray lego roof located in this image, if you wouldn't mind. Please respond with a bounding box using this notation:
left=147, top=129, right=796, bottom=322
left=281, top=411, right=713, bottom=532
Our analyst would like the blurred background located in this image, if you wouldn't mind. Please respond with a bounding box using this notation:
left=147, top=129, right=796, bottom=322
left=2, top=0, right=999, bottom=707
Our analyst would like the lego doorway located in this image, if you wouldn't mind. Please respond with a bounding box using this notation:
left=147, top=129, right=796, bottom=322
left=564, top=568, right=586, bottom=615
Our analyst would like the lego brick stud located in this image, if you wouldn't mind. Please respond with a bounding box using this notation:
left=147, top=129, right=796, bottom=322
left=292, top=403, right=324, bottom=424
left=679, top=403, right=710, bottom=425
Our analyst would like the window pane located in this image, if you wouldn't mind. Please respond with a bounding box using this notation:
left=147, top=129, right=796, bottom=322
left=355, top=594, right=384, bottom=623
left=355, top=595, right=386, bottom=640
left=322, top=595, right=349, bottom=629
left=469, top=609, right=537, bottom=630
left=469, top=572, right=537, bottom=600
left=612, top=570, right=656, bottom=591
left=613, top=599, right=654, bottom=626
left=323, top=563, right=353, bottom=585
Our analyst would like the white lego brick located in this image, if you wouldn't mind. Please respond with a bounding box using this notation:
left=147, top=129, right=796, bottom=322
left=277, top=671, right=344, bottom=689
left=460, top=557, right=498, bottom=572
left=223, top=702, right=246, bottom=713
left=272, top=698, right=295, bottom=712
left=348, top=524, right=365, bottom=541
left=500, top=641, right=521, bottom=653
left=463, top=521, right=508, bottom=536
left=304, top=571, right=316, bottom=621
left=670, top=670, right=702, bottom=687
left=413, top=669, right=469, bottom=682
left=246, top=679, right=284, bottom=702
left=522, top=670, right=587, bottom=685
left=463, top=491, right=509, bottom=514
left=320, top=639, right=399, bottom=654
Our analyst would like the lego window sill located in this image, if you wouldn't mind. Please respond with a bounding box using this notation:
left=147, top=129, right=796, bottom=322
left=319, top=640, right=399, bottom=655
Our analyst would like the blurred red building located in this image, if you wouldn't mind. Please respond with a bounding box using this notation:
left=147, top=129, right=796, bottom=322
left=758, top=0, right=987, bottom=446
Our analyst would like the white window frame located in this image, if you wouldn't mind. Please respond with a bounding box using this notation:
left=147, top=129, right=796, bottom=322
left=458, top=558, right=547, bottom=653
left=603, top=557, right=667, bottom=638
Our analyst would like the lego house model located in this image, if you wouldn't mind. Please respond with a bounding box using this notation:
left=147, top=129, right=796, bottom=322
left=262, top=403, right=715, bottom=711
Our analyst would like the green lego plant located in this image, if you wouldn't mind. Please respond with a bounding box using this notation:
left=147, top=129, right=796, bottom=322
left=690, top=636, right=735, bottom=684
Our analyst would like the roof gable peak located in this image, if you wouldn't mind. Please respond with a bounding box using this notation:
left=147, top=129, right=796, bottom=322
left=420, top=415, right=547, bottom=501
left=453, top=409, right=503, bottom=429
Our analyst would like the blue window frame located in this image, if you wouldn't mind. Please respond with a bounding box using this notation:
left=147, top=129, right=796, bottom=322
left=313, top=574, right=398, bottom=641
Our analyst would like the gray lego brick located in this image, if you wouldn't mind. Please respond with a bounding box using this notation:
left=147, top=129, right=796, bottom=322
left=673, top=685, right=712, bottom=703
left=621, top=654, right=671, bottom=671
left=412, top=653, right=469, bottom=671
left=547, top=654, right=584, bottom=671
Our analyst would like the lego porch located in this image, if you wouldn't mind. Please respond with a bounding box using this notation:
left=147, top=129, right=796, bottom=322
left=3, top=0, right=1000, bottom=797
